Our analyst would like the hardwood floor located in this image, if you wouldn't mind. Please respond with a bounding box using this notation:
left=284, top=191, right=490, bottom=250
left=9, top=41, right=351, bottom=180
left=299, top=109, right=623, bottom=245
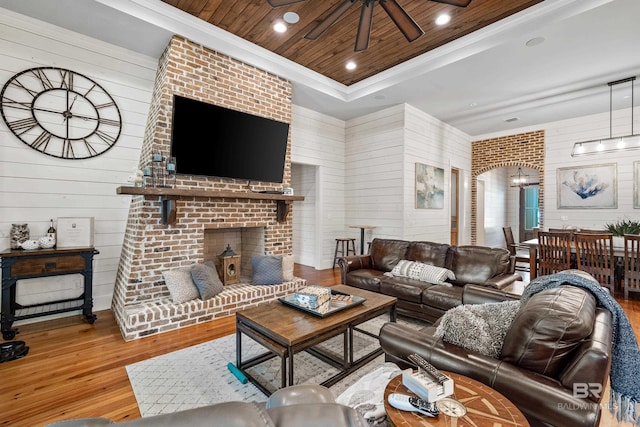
left=0, top=265, right=637, bottom=427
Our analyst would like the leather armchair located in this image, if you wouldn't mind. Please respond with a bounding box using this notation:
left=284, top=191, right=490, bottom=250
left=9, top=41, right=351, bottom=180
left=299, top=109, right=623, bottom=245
left=45, top=384, right=367, bottom=427
left=379, top=285, right=612, bottom=427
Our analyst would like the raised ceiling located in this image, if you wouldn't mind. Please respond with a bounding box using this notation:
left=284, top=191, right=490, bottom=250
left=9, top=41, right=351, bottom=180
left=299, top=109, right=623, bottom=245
left=161, top=0, right=542, bottom=85
left=1, top=0, right=639, bottom=136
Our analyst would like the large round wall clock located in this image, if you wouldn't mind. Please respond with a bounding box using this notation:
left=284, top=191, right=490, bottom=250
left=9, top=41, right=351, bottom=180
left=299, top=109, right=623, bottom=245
left=0, top=67, right=122, bottom=159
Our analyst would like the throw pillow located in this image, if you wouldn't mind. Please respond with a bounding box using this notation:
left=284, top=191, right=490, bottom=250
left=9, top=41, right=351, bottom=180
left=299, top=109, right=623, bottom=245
left=434, top=300, right=522, bottom=359
left=162, top=268, right=199, bottom=304
left=390, top=260, right=455, bottom=285
left=190, top=261, right=224, bottom=300
left=252, top=255, right=283, bottom=285
left=282, top=254, right=294, bottom=281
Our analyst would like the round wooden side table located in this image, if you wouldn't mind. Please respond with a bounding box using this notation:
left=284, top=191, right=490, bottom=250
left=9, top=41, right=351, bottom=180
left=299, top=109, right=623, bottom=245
left=383, top=371, right=530, bottom=427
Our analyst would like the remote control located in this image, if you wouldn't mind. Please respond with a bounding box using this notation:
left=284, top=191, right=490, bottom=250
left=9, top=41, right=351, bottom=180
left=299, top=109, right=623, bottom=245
left=408, top=353, right=450, bottom=384
left=387, top=393, right=439, bottom=417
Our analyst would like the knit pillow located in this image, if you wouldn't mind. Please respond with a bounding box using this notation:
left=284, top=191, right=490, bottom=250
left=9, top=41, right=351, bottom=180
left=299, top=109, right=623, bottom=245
left=190, top=261, right=224, bottom=300
left=282, top=255, right=295, bottom=281
left=435, top=300, right=522, bottom=358
left=390, top=260, right=455, bottom=285
left=252, top=255, right=283, bottom=285
left=163, top=268, right=199, bottom=303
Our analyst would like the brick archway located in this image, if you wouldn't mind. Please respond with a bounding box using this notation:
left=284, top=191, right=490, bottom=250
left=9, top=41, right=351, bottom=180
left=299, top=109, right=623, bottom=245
left=471, top=130, right=545, bottom=244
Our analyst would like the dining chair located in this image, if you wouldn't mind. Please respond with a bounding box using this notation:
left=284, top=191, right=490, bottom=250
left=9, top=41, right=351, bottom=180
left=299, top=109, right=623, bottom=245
left=502, top=226, right=529, bottom=271
left=574, top=232, right=615, bottom=292
left=537, top=231, right=573, bottom=277
left=576, top=228, right=609, bottom=234
left=623, top=234, right=640, bottom=298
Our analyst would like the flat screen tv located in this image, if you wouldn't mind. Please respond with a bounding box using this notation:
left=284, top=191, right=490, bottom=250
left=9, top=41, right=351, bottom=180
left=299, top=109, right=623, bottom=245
left=170, top=95, right=289, bottom=183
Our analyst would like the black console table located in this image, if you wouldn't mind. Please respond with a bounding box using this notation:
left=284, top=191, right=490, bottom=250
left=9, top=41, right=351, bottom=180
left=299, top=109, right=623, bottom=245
left=0, top=247, right=99, bottom=340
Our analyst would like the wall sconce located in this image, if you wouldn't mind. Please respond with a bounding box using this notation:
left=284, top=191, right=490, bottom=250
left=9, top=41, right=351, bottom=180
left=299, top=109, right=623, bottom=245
left=572, top=76, right=639, bottom=156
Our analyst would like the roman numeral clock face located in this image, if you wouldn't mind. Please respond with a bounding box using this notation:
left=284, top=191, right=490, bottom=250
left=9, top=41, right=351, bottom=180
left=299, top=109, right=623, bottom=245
left=0, top=67, right=122, bottom=159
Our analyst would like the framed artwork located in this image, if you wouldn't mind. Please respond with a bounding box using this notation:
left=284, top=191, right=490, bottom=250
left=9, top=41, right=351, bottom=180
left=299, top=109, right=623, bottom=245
left=415, top=162, right=444, bottom=209
left=557, top=163, right=617, bottom=209
left=635, top=161, right=640, bottom=209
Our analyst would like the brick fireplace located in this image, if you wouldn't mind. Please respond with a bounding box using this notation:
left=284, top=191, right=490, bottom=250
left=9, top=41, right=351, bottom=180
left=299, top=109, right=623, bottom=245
left=111, top=36, right=299, bottom=340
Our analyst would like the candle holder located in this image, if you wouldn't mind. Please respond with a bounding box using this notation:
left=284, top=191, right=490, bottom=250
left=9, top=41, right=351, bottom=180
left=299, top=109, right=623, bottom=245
left=166, top=156, right=176, bottom=188
left=151, top=151, right=164, bottom=187
left=142, top=165, right=153, bottom=187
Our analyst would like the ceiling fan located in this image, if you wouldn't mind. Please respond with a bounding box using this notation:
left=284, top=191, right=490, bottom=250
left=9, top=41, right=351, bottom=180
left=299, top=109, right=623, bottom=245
left=267, top=0, right=472, bottom=52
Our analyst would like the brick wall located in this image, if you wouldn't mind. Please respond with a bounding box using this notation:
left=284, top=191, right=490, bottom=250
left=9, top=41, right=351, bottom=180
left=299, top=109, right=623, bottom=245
left=111, top=36, right=294, bottom=340
left=471, top=130, right=545, bottom=244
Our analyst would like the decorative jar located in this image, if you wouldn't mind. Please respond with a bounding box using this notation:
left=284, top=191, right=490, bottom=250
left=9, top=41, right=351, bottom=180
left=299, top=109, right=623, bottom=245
left=10, top=224, right=29, bottom=249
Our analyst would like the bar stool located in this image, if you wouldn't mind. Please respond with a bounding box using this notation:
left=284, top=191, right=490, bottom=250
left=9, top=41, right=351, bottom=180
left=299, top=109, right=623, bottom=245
left=333, top=238, right=356, bottom=268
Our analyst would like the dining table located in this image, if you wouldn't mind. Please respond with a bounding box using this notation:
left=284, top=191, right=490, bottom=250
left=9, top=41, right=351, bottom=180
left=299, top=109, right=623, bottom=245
left=521, top=238, right=625, bottom=280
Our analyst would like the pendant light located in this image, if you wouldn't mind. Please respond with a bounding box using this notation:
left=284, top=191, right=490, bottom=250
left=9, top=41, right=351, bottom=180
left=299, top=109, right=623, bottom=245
left=571, top=76, right=640, bottom=156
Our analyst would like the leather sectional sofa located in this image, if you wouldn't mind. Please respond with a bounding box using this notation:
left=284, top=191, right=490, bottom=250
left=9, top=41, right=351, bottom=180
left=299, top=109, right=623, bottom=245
left=45, top=384, right=366, bottom=427
left=338, top=238, right=521, bottom=322
left=379, top=284, right=613, bottom=427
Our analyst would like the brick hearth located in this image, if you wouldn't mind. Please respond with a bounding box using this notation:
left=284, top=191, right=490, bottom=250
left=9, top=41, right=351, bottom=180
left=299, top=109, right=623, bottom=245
left=111, top=36, right=298, bottom=341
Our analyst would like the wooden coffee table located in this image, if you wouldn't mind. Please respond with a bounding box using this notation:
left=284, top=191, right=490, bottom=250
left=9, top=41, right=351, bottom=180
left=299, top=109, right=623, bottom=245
left=235, top=284, right=397, bottom=396
left=384, top=371, right=530, bottom=426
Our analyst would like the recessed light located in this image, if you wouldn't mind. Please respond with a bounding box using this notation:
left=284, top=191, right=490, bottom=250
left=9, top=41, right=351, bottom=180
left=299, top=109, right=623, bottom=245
left=435, top=13, right=451, bottom=26
left=346, top=61, right=356, bottom=70
left=525, top=37, right=545, bottom=47
left=273, top=21, right=287, bottom=33
left=283, top=12, right=299, bottom=24
left=469, top=102, right=477, bottom=107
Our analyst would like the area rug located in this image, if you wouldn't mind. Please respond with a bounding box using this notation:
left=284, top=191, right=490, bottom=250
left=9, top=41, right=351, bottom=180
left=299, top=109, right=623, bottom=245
left=126, top=314, right=425, bottom=417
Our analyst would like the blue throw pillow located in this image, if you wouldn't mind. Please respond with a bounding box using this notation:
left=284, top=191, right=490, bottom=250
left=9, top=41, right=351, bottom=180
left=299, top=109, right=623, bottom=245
left=190, top=261, right=224, bottom=300
left=252, top=255, right=283, bottom=285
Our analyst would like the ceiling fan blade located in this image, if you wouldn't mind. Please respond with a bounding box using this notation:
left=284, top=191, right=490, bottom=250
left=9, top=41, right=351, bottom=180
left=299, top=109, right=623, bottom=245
left=305, top=0, right=357, bottom=40
left=267, top=0, right=306, bottom=7
left=428, top=0, right=472, bottom=7
left=379, top=0, right=424, bottom=42
left=354, top=1, right=375, bottom=52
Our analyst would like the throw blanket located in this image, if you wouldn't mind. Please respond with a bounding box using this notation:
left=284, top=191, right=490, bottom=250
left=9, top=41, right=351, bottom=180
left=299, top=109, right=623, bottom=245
left=523, top=272, right=640, bottom=425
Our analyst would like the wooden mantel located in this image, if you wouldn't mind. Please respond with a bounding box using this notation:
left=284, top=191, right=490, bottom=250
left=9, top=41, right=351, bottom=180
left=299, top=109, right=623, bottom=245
left=116, top=186, right=304, bottom=225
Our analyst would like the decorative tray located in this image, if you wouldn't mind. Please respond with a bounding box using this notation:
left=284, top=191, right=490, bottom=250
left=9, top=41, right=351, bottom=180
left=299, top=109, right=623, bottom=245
left=278, top=289, right=366, bottom=318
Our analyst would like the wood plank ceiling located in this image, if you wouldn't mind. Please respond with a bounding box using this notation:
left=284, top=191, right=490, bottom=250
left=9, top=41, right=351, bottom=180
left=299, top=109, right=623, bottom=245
left=161, top=0, right=543, bottom=86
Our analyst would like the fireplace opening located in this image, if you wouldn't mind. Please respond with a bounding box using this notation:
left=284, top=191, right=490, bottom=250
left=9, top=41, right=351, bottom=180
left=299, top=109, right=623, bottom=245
left=204, top=227, right=265, bottom=283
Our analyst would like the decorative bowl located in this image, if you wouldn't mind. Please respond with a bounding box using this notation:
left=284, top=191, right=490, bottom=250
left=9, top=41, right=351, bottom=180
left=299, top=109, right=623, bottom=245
left=38, top=236, right=56, bottom=249
left=20, top=239, right=40, bottom=250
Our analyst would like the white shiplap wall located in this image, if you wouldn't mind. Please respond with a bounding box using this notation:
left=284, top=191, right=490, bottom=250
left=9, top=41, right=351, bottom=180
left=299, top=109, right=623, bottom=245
left=346, top=105, right=406, bottom=242
left=344, top=104, right=472, bottom=245
left=0, top=9, right=156, bottom=319
left=403, top=105, right=472, bottom=244
left=475, top=107, right=640, bottom=231
left=291, top=105, right=346, bottom=269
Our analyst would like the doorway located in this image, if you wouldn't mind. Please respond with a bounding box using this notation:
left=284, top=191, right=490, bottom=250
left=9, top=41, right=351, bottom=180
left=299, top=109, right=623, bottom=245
left=520, top=185, right=539, bottom=241
left=450, top=168, right=459, bottom=245
left=291, top=163, right=319, bottom=267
